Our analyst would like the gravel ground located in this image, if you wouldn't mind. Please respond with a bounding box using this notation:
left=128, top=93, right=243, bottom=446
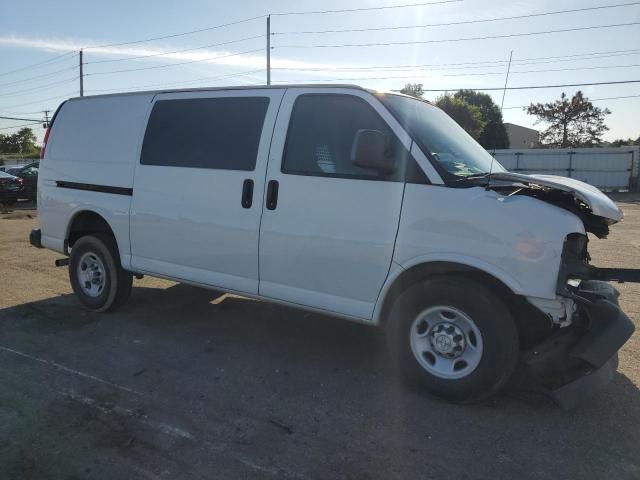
left=0, top=197, right=639, bottom=480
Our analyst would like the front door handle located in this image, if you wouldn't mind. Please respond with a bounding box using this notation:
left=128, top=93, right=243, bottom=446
left=241, top=179, right=254, bottom=208
left=266, top=180, right=279, bottom=210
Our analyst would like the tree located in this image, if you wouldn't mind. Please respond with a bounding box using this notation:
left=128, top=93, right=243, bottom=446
left=15, top=128, right=38, bottom=154
left=400, top=83, right=425, bottom=98
left=0, top=128, right=40, bottom=155
left=526, top=91, right=610, bottom=147
left=453, top=90, right=509, bottom=149
left=608, top=136, right=640, bottom=147
left=434, top=93, right=485, bottom=141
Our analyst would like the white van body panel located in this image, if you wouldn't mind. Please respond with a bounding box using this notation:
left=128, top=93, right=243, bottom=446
left=390, top=184, right=585, bottom=298
left=38, top=93, right=153, bottom=264
left=130, top=88, right=286, bottom=294
left=258, top=87, right=414, bottom=319
left=44, top=94, right=153, bottom=187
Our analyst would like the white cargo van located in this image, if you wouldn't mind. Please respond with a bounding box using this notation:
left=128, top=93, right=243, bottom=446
left=31, top=85, right=636, bottom=406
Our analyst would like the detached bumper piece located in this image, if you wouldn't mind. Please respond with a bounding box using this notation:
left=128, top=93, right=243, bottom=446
left=588, top=267, right=640, bottom=283
left=524, top=281, right=635, bottom=409
left=29, top=228, right=43, bottom=248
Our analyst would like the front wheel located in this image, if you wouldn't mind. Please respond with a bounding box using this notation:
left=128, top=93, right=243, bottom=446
left=386, top=275, right=519, bottom=403
left=69, top=234, right=132, bottom=312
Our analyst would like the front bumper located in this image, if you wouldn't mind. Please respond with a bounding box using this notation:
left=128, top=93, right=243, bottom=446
left=524, top=281, right=635, bottom=409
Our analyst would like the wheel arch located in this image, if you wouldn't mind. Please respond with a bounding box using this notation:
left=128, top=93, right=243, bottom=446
left=65, top=209, right=117, bottom=253
left=374, top=260, right=519, bottom=326
left=374, top=259, right=553, bottom=348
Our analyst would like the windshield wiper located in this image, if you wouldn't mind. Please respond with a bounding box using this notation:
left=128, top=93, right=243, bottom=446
left=454, top=172, right=491, bottom=183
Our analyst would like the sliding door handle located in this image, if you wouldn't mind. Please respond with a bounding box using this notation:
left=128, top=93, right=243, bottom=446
left=266, top=180, right=279, bottom=210
left=241, top=179, right=254, bottom=208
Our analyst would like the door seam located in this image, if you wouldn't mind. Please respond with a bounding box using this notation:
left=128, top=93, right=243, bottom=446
left=257, top=89, right=288, bottom=295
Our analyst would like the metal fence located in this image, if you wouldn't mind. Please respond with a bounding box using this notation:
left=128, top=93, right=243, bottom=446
left=492, top=147, right=639, bottom=191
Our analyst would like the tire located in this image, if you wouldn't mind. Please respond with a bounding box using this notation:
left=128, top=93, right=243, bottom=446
left=386, top=275, right=519, bottom=403
left=69, top=234, right=132, bottom=312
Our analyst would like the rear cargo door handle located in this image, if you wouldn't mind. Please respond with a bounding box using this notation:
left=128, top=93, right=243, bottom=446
left=241, top=179, right=254, bottom=208
left=266, top=180, right=279, bottom=210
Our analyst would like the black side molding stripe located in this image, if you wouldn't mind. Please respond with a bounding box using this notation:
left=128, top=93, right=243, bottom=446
left=56, top=181, right=133, bottom=196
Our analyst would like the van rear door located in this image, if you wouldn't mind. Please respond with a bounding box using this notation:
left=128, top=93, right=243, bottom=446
left=130, top=89, right=285, bottom=294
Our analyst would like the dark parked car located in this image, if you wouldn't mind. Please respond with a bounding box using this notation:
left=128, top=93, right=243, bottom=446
left=0, top=171, right=24, bottom=205
left=6, top=163, right=38, bottom=200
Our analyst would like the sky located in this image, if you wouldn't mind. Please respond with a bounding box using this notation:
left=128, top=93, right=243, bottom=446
left=1, top=0, right=639, bottom=143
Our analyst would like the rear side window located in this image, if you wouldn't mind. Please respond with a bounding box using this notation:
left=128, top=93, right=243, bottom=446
left=282, top=94, right=409, bottom=181
left=141, top=97, right=269, bottom=171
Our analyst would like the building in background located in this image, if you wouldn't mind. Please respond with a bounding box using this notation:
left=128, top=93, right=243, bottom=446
left=504, top=123, right=541, bottom=149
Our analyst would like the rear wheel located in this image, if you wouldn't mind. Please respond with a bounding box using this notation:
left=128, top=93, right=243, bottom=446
left=69, top=234, right=132, bottom=312
left=386, top=275, right=519, bottom=403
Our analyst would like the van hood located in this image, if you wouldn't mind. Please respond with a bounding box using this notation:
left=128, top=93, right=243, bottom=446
left=491, top=172, right=623, bottom=222
left=484, top=172, right=623, bottom=238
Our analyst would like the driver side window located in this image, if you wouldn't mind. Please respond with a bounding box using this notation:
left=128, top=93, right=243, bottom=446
left=282, top=94, right=408, bottom=181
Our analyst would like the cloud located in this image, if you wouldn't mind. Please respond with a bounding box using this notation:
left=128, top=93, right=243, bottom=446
left=0, top=34, right=354, bottom=72
left=0, top=34, right=461, bottom=80
left=0, top=34, right=475, bottom=89
left=0, top=34, right=263, bottom=67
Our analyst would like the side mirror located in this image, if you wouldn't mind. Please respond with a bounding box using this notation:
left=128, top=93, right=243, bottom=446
left=350, top=129, right=395, bottom=175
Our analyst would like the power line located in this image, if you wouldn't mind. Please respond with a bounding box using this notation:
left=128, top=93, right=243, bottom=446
left=0, top=112, right=44, bottom=117
left=272, top=79, right=640, bottom=90
left=275, top=22, right=640, bottom=48
left=274, top=2, right=640, bottom=35
left=273, top=64, right=640, bottom=82
left=74, top=1, right=462, bottom=52
left=472, top=51, right=640, bottom=68
left=0, top=122, right=43, bottom=131
left=502, top=48, right=640, bottom=64
left=74, top=1, right=464, bottom=58
left=0, top=65, right=78, bottom=89
left=271, top=0, right=462, bottom=16
left=502, top=94, right=640, bottom=109
left=421, top=80, right=640, bottom=91
left=1, top=92, right=76, bottom=111
left=436, top=63, right=640, bottom=77
left=273, top=51, right=640, bottom=74
left=0, top=76, right=79, bottom=98
left=0, top=109, right=47, bottom=116
left=0, top=51, right=76, bottom=78
left=85, top=35, right=266, bottom=64
left=274, top=60, right=640, bottom=79
left=84, top=15, right=266, bottom=49
left=0, top=115, right=43, bottom=122
left=86, top=48, right=264, bottom=76
left=86, top=68, right=267, bottom=93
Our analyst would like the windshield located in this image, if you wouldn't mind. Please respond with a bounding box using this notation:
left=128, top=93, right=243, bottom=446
left=379, top=94, right=505, bottom=178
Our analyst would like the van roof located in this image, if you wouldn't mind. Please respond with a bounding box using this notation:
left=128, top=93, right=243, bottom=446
left=68, top=84, right=378, bottom=101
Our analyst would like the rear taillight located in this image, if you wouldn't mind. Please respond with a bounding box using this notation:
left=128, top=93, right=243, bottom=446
left=40, top=126, right=51, bottom=160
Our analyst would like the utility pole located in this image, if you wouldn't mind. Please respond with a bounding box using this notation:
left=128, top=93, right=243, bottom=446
left=266, top=15, right=271, bottom=86
left=79, top=49, right=84, bottom=96
left=42, top=110, right=50, bottom=128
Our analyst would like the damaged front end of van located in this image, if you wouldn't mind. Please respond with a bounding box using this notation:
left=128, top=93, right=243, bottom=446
left=488, top=173, right=638, bottom=409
